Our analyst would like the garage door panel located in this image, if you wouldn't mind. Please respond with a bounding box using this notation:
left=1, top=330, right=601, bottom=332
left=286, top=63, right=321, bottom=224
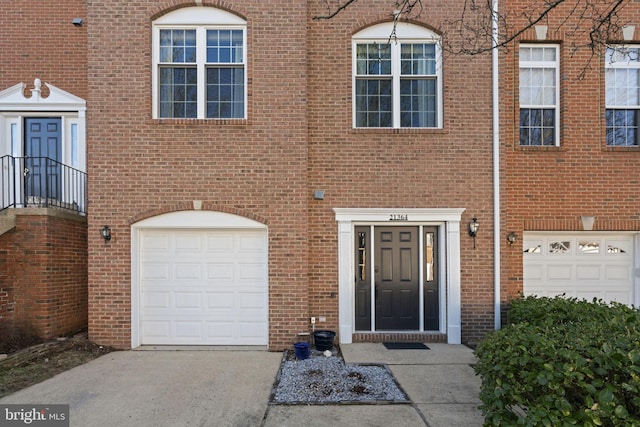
left=140, top=228, right=268, bottom=345
left=142, top=292, right=170, bottom=309
left=605, top=265, right=631, bottom=280
left=524, top=233, right=634, bottom=306
left=576, top=265, right=601, bottom=280
left=175, top=234, right=203, bottom=252
left=175, top=263, right=202, bottom=280
left=141, top=263, right=170, bottom=280
left=206, top=322, right=235, bottom=339
left=524, top=264, right=543, bottom=280
left=143, top=321, right=171, bottom=338
left=547, top=264, right=572, bottom=280
left=206, top=234, right=234, bottom=251
left=174, top=292, right=202, bottom=309
left=141, top=234, right=170, bottom=251
left=207, top=263, right=235, bottom=280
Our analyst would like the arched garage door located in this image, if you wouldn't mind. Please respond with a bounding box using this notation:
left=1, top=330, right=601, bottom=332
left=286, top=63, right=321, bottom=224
left=132, top=211, right=268, bottom=346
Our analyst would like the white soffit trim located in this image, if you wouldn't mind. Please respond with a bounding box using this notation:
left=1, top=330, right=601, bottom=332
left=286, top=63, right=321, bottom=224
left=334, top=207, right=465, bottom=222
left=132, top=210, right=266, bottom=229
left=154, top=6, right=245, bottom=25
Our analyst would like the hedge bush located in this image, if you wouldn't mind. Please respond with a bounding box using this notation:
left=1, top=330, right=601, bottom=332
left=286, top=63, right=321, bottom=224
left=474, top=296, right=640, bottom=426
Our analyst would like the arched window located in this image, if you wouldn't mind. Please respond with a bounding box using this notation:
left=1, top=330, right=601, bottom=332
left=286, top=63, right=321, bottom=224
left=353, top=23, right=442, bottom=128
left=152, top=7, right=247, bottom=119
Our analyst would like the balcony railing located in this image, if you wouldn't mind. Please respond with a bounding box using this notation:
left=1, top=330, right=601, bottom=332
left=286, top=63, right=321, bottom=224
left=1, top=155, right=87, bottom=215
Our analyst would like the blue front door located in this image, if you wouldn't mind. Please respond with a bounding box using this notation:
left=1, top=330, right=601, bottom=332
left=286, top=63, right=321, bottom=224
left=24, top=118, right=62, bottom=201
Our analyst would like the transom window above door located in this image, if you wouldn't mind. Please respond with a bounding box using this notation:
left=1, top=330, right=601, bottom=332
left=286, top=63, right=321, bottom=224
left=352, top=23, right=442, bottom=129
left=152, top=7, right=247, bottom=120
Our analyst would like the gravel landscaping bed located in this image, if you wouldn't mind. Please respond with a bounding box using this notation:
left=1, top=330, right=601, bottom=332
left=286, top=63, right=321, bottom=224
left=270, top=347, right=410, bottom=404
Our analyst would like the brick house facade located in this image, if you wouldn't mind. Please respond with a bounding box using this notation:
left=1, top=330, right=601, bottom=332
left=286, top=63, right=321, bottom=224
left=0, top=1, right=88, bottom=340
left=2, top=0, right=638, bottom=351
left=499, top=2, right=640, bottom=311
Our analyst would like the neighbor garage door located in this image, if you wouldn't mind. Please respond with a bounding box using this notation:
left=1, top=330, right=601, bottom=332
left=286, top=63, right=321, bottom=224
left=139, top=228, right=268, bottom=345
left=523, top=233, right=634, bottom=305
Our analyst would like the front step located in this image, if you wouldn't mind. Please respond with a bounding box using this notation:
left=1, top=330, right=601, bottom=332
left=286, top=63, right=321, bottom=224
left=352, top=332, right=447, bottom=343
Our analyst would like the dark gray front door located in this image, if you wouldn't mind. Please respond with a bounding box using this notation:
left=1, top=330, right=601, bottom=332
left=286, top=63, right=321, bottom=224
left=24, top=118, right=61, bottom=201
left=375, top=226, right=419, bottom=330
left=354, top=225, right=439, bottom=331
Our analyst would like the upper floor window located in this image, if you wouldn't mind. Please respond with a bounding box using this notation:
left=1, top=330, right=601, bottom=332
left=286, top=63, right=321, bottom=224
left=519, top=45, right=560, bottom=146
left=605, top=46, right=640, bottom=146
left=152, top=7, right=246, bottom=119
left=352, top=23, right=442, bottom=129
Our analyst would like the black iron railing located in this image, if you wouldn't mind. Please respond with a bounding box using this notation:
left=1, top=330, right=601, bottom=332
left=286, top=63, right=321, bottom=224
left=1, top=155, right=87, bottom=215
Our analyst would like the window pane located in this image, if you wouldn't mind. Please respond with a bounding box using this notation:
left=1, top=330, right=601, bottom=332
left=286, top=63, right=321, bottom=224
left=207, top=30, right=243, bottom=64
left=159, top=67, right=197, bottom=118
left=355, top=78, right=392, bottom=127
left=520, top=108, right=555, bottom=145
left=401, top=43, right=436, bottom=75
left=355, top=44, right=391, bottom=76
left=159, top=30, right=196, bottom=63
left=400, top=78, right=436, bottom=127
left=206, top=67, right=244, bottom=118
left=606, top=109, right=638, bottom=146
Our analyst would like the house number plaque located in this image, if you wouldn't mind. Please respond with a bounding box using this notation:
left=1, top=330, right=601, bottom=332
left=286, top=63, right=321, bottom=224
left=389, top=214, right=408, bottom=221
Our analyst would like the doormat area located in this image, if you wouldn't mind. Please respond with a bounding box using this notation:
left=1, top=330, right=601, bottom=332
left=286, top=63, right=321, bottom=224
left=383, top=342, right=430, bottom=350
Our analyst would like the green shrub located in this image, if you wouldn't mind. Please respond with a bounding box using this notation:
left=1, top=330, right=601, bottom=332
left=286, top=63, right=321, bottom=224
left=474, top=296, right=640, bottom=426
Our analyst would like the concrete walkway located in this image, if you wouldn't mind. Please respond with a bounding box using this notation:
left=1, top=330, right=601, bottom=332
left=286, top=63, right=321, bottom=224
left=0, top=343, right=484, bottom=427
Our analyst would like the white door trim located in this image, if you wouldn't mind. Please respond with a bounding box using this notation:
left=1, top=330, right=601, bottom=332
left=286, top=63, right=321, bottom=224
left=131, top=210, right=267, bottom=348
left=334, top=208, right=464, bottom=344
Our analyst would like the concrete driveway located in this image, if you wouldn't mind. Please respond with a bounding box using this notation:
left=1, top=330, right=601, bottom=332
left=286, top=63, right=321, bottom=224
left=0, top=344, right=484, bottom=427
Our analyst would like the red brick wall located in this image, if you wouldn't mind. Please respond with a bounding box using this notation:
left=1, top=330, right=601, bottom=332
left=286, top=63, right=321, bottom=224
left=83, top=0, right=498, bottom=349
left=0, top=0, right=87, bottom=98
left=306, top=1, right=496, bottom=345
left=500, top=2, right=640, bottom=307
left=0, top=229, right=15, bottom=323
left=0, top=211, right=88, bottom=339
left=86, top=1, right=310, bottom=349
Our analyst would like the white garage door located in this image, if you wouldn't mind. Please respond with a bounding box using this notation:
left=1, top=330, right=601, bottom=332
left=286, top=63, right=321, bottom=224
left=523, top=233, right=635, bottom=305
left=139, top=228, right=268, bottom=345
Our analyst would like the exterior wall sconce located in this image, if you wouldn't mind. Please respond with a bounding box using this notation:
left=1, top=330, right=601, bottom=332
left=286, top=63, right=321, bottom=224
left=100, top=225, right=111, bottom=241
left=468, top=217, right=479, bottom=249
left=507, top=232, right=517, bottom=245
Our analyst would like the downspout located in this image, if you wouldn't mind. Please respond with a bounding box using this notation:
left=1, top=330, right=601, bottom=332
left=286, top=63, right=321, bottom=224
left=492, top=0, right=502, bottom=330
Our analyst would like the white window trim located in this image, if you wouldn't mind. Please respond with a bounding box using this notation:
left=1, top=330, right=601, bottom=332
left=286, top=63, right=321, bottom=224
left=519, top=44, right=561, bottom=146
left=334, top=208, right=464, bottom=344
left=352, top=22, right=443, bottom=129
left=152, top=7, right=247, bottom=120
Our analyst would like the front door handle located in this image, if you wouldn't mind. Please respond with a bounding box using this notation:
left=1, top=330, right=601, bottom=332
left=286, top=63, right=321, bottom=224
left=23, top=167, right=29, bottom=176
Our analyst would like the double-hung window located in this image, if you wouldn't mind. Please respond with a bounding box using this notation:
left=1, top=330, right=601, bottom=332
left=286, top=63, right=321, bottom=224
left=153, top=7, right=246, bottom=119
left=605, top=46, right=640, bottom=146
left=353, top=23, right=442, bottom=128
left=519, top=45, right=560, bottom=146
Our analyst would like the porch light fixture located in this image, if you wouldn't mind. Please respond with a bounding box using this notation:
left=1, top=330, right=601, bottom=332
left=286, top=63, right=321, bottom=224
left=468, top=217, right=479, bottom=249
left=100, top=225, right=111, bottom=241
left=507, top=232, right=517, bottom=245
